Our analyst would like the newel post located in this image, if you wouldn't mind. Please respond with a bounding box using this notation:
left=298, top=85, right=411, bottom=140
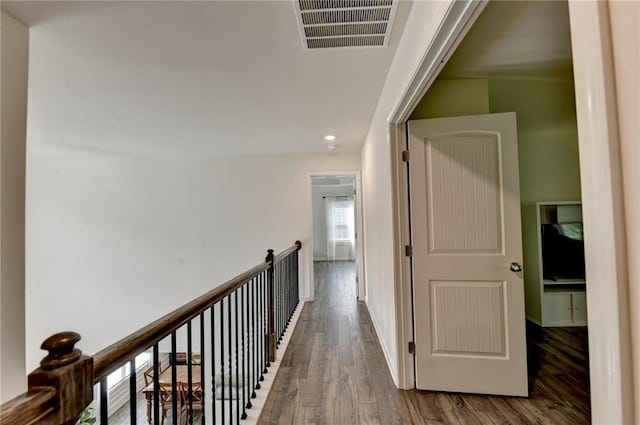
left=28, top=332, right=93, bottom=425
left=266, top=248, right=276, bottom=364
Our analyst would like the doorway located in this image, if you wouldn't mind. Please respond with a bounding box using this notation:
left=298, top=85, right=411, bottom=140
left=399, top=0, right=591, bottom=419
left=310, top=175, right=360, bottom=299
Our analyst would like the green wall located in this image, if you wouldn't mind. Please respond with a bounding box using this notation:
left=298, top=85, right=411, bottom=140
left=410, top=79, right=490, bottom=119
left=488, top=79, right=581, bottom=203
left=410, top=78, right=582, bottom=203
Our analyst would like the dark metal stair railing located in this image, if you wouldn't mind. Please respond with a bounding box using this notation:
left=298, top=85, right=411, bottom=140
left=0, top=241, right=302, bottom=425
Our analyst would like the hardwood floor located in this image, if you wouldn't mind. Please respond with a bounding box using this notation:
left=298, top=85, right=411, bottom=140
left=258, top=261, right=591, bottom=425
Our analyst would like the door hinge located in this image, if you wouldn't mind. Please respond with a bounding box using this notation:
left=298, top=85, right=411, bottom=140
left=408, top=341, right=415, bottom=354
left=356, top=276, right=359, bottom=283
left=402, top=150, right=410, bottom=162
left=405, top=245, right=413, bottom=257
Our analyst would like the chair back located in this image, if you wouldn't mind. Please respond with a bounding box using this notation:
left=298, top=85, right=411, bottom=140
left=143, top=361, right=163, bottom=386
left=178, top=382, right=202, bottom=407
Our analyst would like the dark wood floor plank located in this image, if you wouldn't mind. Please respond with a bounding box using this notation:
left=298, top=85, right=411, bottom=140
left=257, top=261, right=591, bottom=425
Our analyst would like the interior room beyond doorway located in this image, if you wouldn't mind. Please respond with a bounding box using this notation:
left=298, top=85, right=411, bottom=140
left=311, top=175, right=358, bottom=298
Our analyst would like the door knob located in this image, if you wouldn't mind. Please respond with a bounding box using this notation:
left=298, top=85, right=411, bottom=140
left=510, top=262, right=523, bottom=272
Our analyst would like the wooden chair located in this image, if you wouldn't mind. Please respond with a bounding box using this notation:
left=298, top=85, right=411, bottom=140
left=143, top=361, right=163, bottom=386
left=178, top=382, right=202, bottom=425
left=159, top=382, right=180, bottom=425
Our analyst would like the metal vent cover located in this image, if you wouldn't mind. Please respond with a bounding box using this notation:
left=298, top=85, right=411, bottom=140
left=293, top=0, right=399, bottom=49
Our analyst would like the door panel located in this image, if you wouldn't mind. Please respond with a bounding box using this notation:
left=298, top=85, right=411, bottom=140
left=427, top=133, right=503, bottom=254
left=409, top=112, right=528, bottom=396
left=431, top=280, right=505, bottom=356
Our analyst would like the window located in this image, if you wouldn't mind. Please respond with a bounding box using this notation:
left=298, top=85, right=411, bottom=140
left=106, top=352, right=151, bottom=389
left=326, top=196, right=355, bottom=261
left=333, top=199, right=355, bottom=241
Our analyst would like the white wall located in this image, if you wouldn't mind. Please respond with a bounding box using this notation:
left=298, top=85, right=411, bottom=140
left=361, top=0, right=452, bottom=385
left=311, top=181, right=354, bottom=261
left=0, top=11, right=28, bottom=402
left=26, top=153, right=360, bottom=370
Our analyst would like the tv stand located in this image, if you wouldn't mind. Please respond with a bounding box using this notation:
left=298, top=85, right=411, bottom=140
left=523, top=202, right=587, bottom=326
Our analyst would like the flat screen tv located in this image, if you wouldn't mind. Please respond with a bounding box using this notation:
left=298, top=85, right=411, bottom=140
left=541, top=223, right=586, bottom=281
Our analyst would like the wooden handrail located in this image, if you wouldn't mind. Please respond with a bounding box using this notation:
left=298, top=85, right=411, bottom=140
left=0, top=241, right=302, bottom=425
left=0, top=387, right=56, bottom=425
left=274, top=240, right=302, bottom=262
left=93, top=241, right=301, bottom=382
left=93, top=261, right=268, bottom=382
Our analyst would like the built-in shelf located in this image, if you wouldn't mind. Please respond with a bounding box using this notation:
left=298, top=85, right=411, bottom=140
left=544, top=286, right=587, bottom=294
left=543, top=279, right=586, bottom=286
left=523, top=201, right=587, bottom=327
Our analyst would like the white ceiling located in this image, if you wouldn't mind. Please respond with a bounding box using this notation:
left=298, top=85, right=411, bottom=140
left=439, top=0, right=573, bottom=81
left=2, top=1, right=410, bottom=158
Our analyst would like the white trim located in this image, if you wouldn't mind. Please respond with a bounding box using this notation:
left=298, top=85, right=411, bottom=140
left=365, top=299, right=398, bottom=387
left=247, top=301, right=305, bottom=424
left=390, top=123, right=414, bottom=389
left=308, top=171, right=365, bottom=301
left=567, top=1, right=633, bottom=423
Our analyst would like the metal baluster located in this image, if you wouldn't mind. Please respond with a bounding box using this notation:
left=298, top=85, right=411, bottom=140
left=281, top=259, right=284, bottom=340
left=247, top=278, right=254, bottom=407
left=200, top=312, right=206, bottom=425
left=153, top=344, right=160, bottom=425
left=129, top=358, right=137, bottom=424
left=228, top=292, right=233, bottom=425
left=274, top=260, right=278, bottom=348
left=287, top=255, right=290, bottom=324
left=295, top=251, right=300, bottom=307
left=241, top=283, right=247, bottom=419
left=258, top=272, right=264, bottom=381
left=278, top=259, right=281, bottom=342
left=289, top=254, right=292, bottom=323
left=262, top=266, right=268, bottom=374
left=289, top=254, right=293, bottom=323
left=272, top=259, right=276, bottom=349
left=171, top=333, right=177, bottom=425
left=285, top=257, right=288, bottom=335
left=210, top=305, right=216, bottom=424
left=187, top=321, right=193, bottom=425
left=100, top=379, right=108, bottom=425
left=253, top=274, right=260, bottom=392
left=235, top=289, right=240, bottom=425
left=283, top=256, right=287, bottom=333
left=220, top=297, right=225, bottom=425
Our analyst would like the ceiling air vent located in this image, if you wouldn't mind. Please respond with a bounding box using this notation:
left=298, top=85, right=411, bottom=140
left=294, top=0, right=399, bottom=49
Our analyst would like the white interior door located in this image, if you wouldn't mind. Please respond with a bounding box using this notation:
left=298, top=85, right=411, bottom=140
left=409, top=112, right=528, bottom=396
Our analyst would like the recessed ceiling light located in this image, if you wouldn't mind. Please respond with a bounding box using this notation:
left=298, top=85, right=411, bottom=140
left=324, top=135, right=336, bottom=141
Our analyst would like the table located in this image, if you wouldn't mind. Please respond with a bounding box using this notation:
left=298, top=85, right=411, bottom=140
left=142, top=365, right=201, bottom=423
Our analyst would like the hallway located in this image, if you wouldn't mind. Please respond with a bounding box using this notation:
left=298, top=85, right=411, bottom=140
left=258, top=261, right=590, bottom=425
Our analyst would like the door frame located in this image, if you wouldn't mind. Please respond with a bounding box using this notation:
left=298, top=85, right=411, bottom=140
left=307, top=171, right=365, bottom=302
left=387, top=1, right=633, bottom=424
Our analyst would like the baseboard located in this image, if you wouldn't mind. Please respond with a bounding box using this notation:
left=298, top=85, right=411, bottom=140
left=526, top=317, right=542, bottom=326
left=363, top=300, right=399, bottom=387
left=244, top=300, right=305, bottom=425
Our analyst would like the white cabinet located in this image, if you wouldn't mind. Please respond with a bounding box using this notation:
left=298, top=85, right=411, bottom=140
left=543, top=293, right=573, bottom=325
left=523, top=202, right=587, bottom=327
left=542, top=291, right=587, bottom=326
left=572, top=292, right=588, bottom=323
